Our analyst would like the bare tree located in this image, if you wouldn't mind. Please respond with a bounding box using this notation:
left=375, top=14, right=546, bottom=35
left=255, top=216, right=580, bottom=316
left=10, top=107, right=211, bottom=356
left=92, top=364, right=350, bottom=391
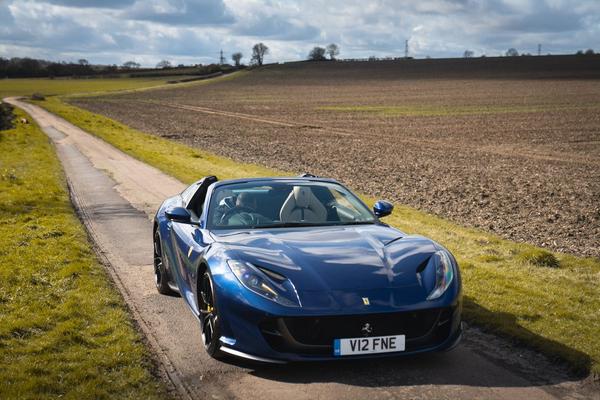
left=326, top=43, right=340, bottom=60
left=156, top=60, right=172, bottom=69
left=231, top=52, right=243, bottom=67
left=78, top=58, right=89, bottom=66
left=308, top=46, right=327, bottom=61
left=505, top=48, right=519, bottom=57
left=122, top=61, right=141, bottom=69
left=585, top=48, right=595, bottom=55
left=463, top=50, right=474, bottom=58
left=251, top=43, right=269, bottom=66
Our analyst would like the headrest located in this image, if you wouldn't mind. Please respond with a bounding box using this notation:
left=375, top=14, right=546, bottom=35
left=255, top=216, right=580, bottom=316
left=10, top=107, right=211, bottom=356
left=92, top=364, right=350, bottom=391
left=293, top=186, right=312, bottom=208
left=215, top=188, right=233, bottom=202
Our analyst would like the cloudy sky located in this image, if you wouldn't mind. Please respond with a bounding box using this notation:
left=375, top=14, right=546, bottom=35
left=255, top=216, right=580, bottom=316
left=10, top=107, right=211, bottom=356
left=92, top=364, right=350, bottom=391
left=0, top=0, right=599, bottom=66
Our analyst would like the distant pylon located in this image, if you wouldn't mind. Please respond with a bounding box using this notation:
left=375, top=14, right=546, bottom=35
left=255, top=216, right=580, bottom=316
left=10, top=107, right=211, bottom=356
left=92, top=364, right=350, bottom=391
left=538, top=44, right=542, bottom=56
left=219, top=49, right=225, bottom=65
left=405, top=40, right=409, bottom=58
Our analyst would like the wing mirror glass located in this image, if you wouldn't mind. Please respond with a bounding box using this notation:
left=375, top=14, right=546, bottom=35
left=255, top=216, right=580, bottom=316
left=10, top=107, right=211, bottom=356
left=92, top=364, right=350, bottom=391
left=165, top=206, right=192, bottom=223
left=373, top=200, right=394, bottom=218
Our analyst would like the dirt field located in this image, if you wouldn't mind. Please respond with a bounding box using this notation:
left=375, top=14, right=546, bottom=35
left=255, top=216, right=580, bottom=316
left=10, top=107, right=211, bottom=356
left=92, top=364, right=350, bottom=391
left=72, top=56, right=600, bottom=257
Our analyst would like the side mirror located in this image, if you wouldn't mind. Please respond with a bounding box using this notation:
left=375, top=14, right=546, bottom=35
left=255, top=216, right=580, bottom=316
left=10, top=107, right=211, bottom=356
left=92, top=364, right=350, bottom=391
left=165, top=206, right=192, bottom=223
left=373, top=200, right=394, bottom=218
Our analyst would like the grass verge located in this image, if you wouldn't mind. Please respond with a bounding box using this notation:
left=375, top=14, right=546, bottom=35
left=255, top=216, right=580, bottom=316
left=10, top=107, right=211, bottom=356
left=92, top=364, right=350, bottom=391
left=0, top=77, right=177, bottom=99
left=0, top=107, right=167, bottom=399
left=37, top=96, right=600, bottom=377
left=0, top=71, right=247, bottom=100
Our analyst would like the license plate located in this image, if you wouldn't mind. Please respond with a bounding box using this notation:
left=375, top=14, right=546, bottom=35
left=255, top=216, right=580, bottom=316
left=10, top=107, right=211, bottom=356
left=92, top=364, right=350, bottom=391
left=333, top=335, right=405, bottom=356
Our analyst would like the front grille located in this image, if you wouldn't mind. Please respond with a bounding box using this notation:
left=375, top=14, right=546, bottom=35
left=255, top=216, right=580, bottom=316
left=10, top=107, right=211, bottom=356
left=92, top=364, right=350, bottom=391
left=260, top=307, right=455, bottom=356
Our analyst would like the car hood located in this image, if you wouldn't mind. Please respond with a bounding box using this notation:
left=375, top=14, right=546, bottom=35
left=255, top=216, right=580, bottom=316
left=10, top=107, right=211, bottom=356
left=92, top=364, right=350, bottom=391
left=212, top=225, right=437, bottom=306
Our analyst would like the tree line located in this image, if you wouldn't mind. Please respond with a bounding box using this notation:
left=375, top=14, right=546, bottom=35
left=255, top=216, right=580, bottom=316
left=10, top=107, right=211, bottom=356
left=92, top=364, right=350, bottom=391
left=0, top=42, right=272, bottom=78
left=308, top=44, right=340, bottom=61
left=463, top=47, right=596, bottom=58
left=4, top=42, right=596, bottom=78
left=226, top=42, right=340, bottom=67
left=0, top=56, right=233, bottom=78
left=225, top=43, right=269, bottom=67
left=0, top=57, right=147, bottom=78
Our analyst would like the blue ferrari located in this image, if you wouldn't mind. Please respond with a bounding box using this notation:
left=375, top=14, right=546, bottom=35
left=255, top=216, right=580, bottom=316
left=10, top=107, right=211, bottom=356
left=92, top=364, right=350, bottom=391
left=153, top=175, right=462, bottom=363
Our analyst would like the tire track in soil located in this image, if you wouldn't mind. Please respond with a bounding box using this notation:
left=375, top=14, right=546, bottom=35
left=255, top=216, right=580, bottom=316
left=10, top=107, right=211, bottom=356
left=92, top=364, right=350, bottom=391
left=145, top=100, right=600, bottom=168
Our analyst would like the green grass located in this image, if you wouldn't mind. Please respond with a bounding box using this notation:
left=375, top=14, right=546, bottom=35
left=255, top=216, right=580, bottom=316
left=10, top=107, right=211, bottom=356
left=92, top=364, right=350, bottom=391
left=36, top=96, right=600, bottom=377
left=0, top=108, right=167, bottom=399
left=517, top=248, right=560, bottom=268
left=319, top=103, right=600, bottom=116
left=65, top=70, right=248, bottom=99
left=0, top=71, right=247, bottom=100
left=0, top=77, right=176, bottom=99
left=39, top=96, right=278, bottom=180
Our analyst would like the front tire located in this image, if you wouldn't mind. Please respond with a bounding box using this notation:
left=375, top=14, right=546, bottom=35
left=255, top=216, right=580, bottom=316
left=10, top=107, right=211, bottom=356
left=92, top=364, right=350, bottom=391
left=153, top=230, right=175, bottom=295
left=199, top=271, right=224, bottom=359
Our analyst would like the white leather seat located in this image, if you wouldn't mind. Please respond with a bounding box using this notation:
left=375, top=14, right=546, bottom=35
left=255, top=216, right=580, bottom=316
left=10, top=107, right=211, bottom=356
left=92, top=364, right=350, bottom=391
left=215, top=188, right=234, bottom=205
left=280, top=186, right=327, bottom=223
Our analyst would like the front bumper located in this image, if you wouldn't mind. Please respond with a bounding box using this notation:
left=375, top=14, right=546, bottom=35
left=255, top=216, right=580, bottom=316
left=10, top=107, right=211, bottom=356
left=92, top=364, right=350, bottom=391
left=214, top=286, right=463, bottom=362
left=260, top=306, right=461, bottom=357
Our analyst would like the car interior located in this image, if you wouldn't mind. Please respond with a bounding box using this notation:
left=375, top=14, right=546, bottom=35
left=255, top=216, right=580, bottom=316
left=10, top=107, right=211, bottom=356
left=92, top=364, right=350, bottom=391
left=208, top=182, right=374, bottom=228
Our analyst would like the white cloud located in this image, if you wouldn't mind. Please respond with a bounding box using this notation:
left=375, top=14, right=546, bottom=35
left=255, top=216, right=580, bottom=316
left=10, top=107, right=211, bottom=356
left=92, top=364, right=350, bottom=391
left=124, top=0, right=234, bottom=25
left=1, top=0, right=598, bottom=66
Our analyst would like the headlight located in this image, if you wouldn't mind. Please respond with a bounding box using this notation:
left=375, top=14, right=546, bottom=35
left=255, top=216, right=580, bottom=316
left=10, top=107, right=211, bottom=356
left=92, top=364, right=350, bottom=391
left=227, top=260, right=301, bottom=307
left=426, top=250, right=455, bottom=300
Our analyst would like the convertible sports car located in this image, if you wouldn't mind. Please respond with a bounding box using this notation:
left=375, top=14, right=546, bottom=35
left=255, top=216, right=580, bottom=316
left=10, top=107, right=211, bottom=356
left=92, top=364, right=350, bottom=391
left=153, top=175, right=462, bottom=363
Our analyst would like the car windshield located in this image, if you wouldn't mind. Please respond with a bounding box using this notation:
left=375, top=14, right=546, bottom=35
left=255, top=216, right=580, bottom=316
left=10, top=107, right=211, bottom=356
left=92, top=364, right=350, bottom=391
left=207, top=180, right=376, bottom=230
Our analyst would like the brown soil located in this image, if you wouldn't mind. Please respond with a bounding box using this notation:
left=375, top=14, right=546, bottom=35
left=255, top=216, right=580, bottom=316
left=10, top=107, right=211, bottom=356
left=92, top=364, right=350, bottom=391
left=72, top=58, right=600, bottom=258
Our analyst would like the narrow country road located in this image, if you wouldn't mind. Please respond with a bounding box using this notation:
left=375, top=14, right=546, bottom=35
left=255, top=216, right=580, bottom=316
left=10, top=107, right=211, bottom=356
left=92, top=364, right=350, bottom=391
left=5, top=97, right=596, bottom=400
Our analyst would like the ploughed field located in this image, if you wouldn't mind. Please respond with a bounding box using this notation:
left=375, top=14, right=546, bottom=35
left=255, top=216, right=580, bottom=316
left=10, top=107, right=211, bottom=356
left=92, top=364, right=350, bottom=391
left=72, top=57, right=600, bottom=257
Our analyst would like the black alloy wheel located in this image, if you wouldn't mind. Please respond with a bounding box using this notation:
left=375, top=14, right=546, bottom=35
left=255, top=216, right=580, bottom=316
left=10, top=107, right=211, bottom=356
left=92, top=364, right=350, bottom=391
left=154, top=230, right=174, bottom=295
left=199, top=271, right=224, bottom=359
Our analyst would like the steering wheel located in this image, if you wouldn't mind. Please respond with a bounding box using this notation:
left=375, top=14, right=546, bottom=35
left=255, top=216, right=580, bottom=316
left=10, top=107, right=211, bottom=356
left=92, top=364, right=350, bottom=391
left=220, top=206, right=258, bottom=226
